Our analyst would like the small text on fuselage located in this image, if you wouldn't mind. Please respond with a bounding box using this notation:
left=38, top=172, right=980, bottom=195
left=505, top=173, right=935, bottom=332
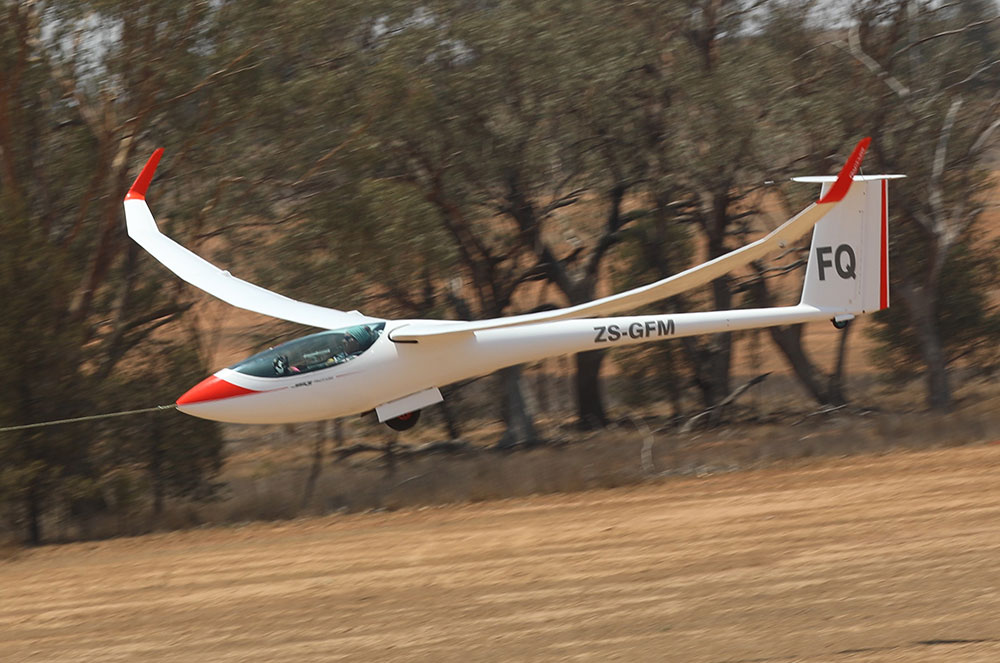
left=594, top=319, right=675, bottom=344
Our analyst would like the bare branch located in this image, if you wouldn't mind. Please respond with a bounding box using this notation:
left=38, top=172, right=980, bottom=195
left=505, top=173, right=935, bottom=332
left=890, top=16, right=1000, bottom=64
left=290, top=113, right=374, bottom=187
left=194, top=211, right=300, bottom=241
left=155, top=48, right=256, bottom=110
left=720, top=0, right=771, bottom=23
left=970, top=117, right=1000, bottom=157
left=931, top=61, right=998, bottom=102
left=732, top=256, right=808, bottom=291
left=538, top=188, right=587, bottom=217
left=680, top=373, right=770, bottom=433
left=910, top=208, right=938, bottom=236
left=928, top=97, right=963, bottom=229
left=841, top=26, right=910, bottom=99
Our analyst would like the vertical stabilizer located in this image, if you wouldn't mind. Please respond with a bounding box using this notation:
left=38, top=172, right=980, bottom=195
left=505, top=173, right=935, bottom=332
left=796, top=175, right=903, bottom=315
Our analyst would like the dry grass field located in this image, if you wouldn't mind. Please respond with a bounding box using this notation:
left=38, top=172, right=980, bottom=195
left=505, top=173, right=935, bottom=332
left=3, top=442, right=999, bottom=662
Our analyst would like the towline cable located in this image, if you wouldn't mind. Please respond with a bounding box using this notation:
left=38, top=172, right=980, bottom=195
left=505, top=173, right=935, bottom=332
left=0, top=404, right=178, bottom=433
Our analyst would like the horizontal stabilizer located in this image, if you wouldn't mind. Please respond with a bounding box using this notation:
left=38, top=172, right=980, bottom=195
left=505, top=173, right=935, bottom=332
left=792, top=174, right=905, bottom=183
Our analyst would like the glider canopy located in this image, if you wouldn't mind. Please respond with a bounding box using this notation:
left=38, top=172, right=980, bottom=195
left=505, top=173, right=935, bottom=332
left=231, top=322, right=385, bottom=378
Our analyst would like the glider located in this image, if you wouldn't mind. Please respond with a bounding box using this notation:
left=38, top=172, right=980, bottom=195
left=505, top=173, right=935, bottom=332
left=124, top=138, right=901, bottom=429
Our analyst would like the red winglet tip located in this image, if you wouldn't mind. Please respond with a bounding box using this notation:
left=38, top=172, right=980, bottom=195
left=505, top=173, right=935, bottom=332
left=125, top=148, right=164, bottom=201
left=817, top=137, right=871, bottom=205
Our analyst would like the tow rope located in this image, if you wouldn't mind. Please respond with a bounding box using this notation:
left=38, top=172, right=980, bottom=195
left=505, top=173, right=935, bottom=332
left=0, top=404, right=178, bottom=432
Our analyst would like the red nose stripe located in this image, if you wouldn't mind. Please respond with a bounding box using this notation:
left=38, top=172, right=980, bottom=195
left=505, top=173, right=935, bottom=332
left=177, top=375, right=258, bottom=405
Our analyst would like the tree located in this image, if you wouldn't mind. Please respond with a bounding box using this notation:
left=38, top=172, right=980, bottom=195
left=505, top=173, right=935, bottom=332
left=0, top=0, right=248, bottom=543
left=812, top=0, right=999, bottom=408
left=105, top=342, right=225, bottom=521
left=869, top=240, right=1000, bottom=382
left=356, top=3, right=593, bottom=443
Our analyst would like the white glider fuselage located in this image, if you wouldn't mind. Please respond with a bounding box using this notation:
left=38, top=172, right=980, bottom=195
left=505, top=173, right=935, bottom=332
left=178, top=304, right=832, bottom=424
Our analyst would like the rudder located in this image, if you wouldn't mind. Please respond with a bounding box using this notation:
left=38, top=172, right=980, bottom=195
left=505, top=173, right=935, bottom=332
left=796, top=175, right=902, bottom=315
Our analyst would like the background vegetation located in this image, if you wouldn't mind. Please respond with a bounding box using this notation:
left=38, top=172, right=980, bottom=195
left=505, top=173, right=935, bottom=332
left=1, top=0, right=997, bottom=545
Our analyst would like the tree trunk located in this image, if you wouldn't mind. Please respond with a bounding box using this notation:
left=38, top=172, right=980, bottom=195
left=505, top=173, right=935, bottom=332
left=829, top=321, right=852, bottom=404
left=767, top=324, right=847, bottom=406
left=922, top=339, right=951, bottom=410
left=707, top=331, right=733, bottom=411
left=150, top=415, right=166, bottom=519
left=681, top=331, right=733, bottom=412
left=300, top=421, right=328, bottom=510
left=700, top=214, right=735, bottom=411
left=26, top=483, right=42, bottom=546
left=437, top=387, right=462, bottom=440
left=150, top=455, right=166, bottom=519
left=662, top=345, right=685, bottom=421
left=575, top=350, right=608, bottom=429
left=383, top=437, right=398, bottom=475
left=681, top=274, right=735, bottom=412
left=751, top=276, right=848, bottom=407
left=561, top=356, right=574, bottom=414
left=899, top=285, right=952, bottom=410
left=496, top=365, right=538, bottom=449
left=534, top=362, right=550, bottom=415
left=333, top=418, right=344, bottom=447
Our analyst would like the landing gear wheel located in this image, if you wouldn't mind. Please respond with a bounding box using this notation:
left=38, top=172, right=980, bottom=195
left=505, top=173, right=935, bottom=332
left=386, top=410, right=421, bottom=431
left=832, top=318, right=851, bottom=330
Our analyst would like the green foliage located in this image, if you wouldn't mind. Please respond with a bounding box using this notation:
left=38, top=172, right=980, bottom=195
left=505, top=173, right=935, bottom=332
left=610, top=211, right=696, bottom=408
left=106, top=342, right=226, bottom=513
left=870, top=240, right=1000, bottom=378
left=0, top=203, right=94, bottom=543
left=0, top=1, right=237, bottom=542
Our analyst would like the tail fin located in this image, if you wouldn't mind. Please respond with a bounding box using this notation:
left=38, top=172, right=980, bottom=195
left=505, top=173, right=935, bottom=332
left=795, top=174, right=904, bottom=316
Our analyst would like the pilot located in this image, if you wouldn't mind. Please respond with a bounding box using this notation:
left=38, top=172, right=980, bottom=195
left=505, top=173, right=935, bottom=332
left=324, top=327, right=377, bottom=367
left=324, top=333, right=354, bottom=367
left=342, top=332, right=360, bottom=355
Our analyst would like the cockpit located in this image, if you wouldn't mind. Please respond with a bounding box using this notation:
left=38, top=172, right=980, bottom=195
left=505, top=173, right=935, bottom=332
left=230, top=322, right=386, bottom=378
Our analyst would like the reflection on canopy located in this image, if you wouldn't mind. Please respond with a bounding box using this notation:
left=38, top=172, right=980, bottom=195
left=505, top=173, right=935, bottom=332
left=230, top=323, right=385, bottom=378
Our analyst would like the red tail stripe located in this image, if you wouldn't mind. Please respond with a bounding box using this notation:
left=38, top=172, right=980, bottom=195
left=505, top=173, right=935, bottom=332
left=880, top=179, right=889, bottom=309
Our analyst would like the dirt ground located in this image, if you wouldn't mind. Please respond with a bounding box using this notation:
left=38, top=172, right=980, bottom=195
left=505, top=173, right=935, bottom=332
left=2, top=444, right=999, bottom=663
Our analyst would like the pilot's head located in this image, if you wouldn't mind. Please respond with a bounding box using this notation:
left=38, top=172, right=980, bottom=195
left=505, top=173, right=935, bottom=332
left=343, top=333, right=359, bottom=354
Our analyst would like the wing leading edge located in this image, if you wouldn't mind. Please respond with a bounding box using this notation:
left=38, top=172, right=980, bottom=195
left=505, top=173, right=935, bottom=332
left=124, top=149, right=383, bottom=330
left=391, top=137, right=872, bottom=341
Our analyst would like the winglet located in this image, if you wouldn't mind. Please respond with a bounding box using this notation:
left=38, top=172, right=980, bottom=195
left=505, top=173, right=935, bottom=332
left=125, top=148, right=164, bottom=201
left=817, top=137, right=871, bottom=205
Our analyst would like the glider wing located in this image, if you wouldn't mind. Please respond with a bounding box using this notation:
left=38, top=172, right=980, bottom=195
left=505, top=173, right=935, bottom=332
left=391, top=137, right=872, bottom=341
left=124, top=149, right=383, bottom=330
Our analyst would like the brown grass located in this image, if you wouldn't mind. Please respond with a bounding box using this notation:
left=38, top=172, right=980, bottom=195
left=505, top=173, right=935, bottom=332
left=190, top=378, right=1000, bottom=531
left=0, top=534, right=24, bottom=562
